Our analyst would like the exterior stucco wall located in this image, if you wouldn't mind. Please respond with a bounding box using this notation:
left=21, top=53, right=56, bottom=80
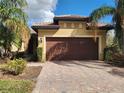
left=59, top=21, right=86, bottom=29
left=37, top=23, right=106, bottom=61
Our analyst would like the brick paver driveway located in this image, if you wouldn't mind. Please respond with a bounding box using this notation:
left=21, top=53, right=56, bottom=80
left=32, top=61, right=124, bottom=93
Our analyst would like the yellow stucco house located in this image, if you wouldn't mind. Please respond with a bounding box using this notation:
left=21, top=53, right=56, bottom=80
left=32, top=15, right=113, bottom=61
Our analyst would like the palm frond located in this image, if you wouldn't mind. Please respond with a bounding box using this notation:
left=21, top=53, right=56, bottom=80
left=90, top=6, right=115, bottom=22
left=14, top=0, right=28, bottom=8
left=9, top=7, right=28, bottom=24
left=0, top=0, right=27, bottom=8
left=3, top=18, right=30, bottom=49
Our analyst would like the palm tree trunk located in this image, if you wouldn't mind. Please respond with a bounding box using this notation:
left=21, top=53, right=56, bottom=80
left=121, top=16, right=124, bottom=53
left=122, top=29, right=124, bottom=53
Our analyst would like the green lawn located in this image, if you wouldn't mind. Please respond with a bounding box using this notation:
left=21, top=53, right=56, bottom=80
left=0, top=80, right=34, bottom=93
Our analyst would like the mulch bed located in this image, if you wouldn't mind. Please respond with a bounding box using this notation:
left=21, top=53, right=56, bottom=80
left=0, top=66, right=42, bottom=81
left=109, top=68, right=124, bottom=77
left=0, top=59, right=8, bottom=64
left=0, top=58, right=42, bottom=81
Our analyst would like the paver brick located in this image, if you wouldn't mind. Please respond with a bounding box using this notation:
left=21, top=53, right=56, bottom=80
left=32, top=61, right=124, bottom=93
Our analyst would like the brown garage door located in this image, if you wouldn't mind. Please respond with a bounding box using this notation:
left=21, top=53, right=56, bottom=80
left=46, top=37, right=99, bottom=61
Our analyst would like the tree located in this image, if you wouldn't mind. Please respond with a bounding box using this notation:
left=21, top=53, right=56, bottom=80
left=0, top=0, right=30, bottom=58
left=90, top=0, right=124, bottom=53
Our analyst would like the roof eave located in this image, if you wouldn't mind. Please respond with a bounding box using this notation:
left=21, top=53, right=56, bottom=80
left=86, top=26, right=114, bottom=30
left=31, top=25, right=60, bottom=31
left=54, top=17, right=90, bottom=22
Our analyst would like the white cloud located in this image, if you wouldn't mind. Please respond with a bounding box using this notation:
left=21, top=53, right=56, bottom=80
left=25, top=0, right=58, bottom=22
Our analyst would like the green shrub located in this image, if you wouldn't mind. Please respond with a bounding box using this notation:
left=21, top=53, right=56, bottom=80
left=37, top=47, right=42, bottom=62
left=104, top=41, right=121, bottom=61
left=104, top=49, right=113, bottom=61
left=5, top=58, right=27, bottom=75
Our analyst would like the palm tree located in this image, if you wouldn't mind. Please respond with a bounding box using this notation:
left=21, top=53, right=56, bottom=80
left=0, top=0, right=30, bottom=57
left=90, top=0, right=124, bottom=53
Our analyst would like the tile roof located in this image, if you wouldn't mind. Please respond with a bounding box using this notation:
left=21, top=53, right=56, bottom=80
left=87, top=23, right=114, bottom=30
left=54, top=15, right=90, bottom=22
left=32, top=22, right=53, bottom=26
left=31, top=15, right=114, bottom=31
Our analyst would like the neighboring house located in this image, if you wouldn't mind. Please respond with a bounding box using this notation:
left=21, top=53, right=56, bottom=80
left=32, top=15, right=113, bottom=61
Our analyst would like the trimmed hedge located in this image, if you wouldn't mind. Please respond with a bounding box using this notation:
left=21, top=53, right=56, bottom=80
left=37, top=47, right=42, bottom=62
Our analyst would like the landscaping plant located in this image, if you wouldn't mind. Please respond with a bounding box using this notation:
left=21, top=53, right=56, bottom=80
left=5, top=58, right=27, bottom=75
left=90, top=0, right=124, bottom=53
left=0, top=0, right=30, bottom=58
left=37, top=47, right=42, bottom=62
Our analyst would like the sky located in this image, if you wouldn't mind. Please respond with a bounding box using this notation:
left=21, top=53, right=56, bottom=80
left=26, top=0, right=115, bottom=26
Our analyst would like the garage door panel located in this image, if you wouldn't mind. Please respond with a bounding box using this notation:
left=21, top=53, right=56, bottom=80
left=46, top=37, right=98, bottom=61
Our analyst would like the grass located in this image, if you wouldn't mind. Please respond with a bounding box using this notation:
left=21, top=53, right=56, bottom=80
left=0, top=80, right=34, bottom=93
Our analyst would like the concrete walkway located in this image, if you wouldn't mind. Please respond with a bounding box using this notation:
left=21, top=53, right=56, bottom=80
left=27, top=62, right=44, bottom=67
left=32, top=61, right=124, bottom=93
